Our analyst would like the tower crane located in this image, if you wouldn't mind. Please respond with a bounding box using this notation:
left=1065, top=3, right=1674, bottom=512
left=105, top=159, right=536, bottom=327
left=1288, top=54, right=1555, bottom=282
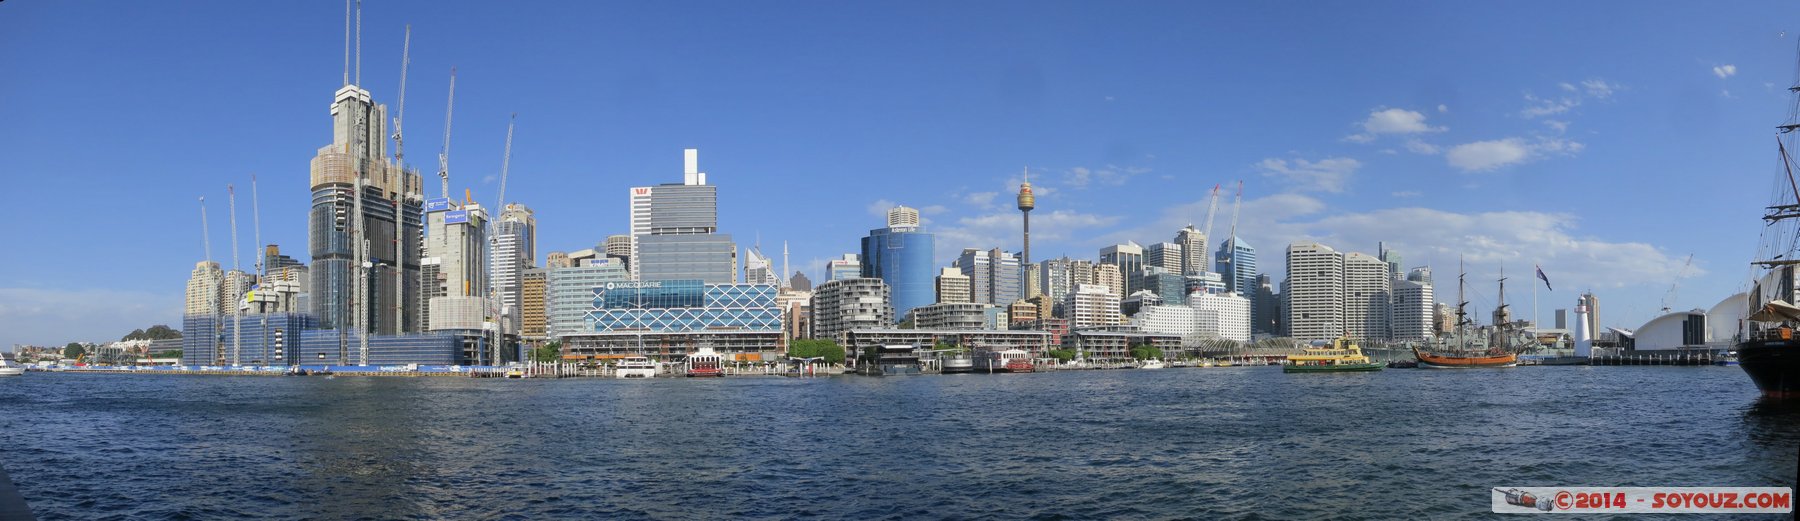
left=1225, top=180, right=1243, bottom=244
left=496, top=113, right=515, bottom=212
left=1200, top=184, right=1222, bottom=251
left=437, top=67, right=456, bottom=200
left=392, top=25, right=411, bottom=170
left=1661, top=254, right=1695, bottom=314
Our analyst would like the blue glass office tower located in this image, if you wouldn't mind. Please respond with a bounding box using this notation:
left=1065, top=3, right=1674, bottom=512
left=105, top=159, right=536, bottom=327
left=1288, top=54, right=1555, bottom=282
left=861, top=207, right=936, bottom=322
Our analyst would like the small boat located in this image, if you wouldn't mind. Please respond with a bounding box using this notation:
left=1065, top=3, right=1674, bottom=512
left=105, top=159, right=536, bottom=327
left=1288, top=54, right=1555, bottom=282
left=685, top=347, right=725, bottom=377
left=0, top=357, right=24, bottom=377
left=615, top=356, right=657, bottom=379
left=1285, top=337, right=1384, bottom=373
left=1138, top=359, right=1167, bottom=370
left=942, top=352, right=975, bottom=374
left=975, top=348, right=1035, bottom=373
left=1216, top=359, right=1235, bottom=368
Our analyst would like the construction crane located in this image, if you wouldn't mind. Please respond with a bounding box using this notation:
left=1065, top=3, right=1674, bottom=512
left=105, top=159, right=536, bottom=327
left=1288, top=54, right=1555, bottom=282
left=251, top=175, right=262, bottom=276
left=198, top=196, right=212, bottom=263
left=1225, top=180, right=1243, bottom=243
left=496, top=113, right=515, bottom=212
left=1200, top=184, right=1222, bottom=250
left=392, top=25, right=411, bottom=170
left=437, top=67, right=457, bottom=200
left=488, top=113, right=517, bottom=366
left=1661, top=254, right=1695, bottom=313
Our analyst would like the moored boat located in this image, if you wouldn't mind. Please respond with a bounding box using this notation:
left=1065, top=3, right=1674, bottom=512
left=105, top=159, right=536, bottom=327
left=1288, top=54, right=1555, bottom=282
left=615, top=356, right=657, bottom=379
left=1738, top=57, right=1800, bottom=398
left=1285, top=337, right=1384, bottom=373
left=1413, top=258, right=1521, bottom=369
left=942, top=353, right=974, bottom=374
left=0, top=357, right=23, bottom=377
left=975, top=348, right=1034, bottom=373
left=1138, top=359, right=1167, bottom=370
left=685, top=347, right=724, bottom=377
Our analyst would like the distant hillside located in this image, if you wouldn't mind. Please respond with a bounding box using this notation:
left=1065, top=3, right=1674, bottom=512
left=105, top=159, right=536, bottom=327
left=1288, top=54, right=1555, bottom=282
left=122, top=325, right=182, bottom=341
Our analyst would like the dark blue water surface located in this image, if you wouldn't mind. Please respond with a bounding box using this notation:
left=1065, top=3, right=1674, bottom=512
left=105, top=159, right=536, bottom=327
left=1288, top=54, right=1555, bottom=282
left=0, top=366, right=1795, bottom=520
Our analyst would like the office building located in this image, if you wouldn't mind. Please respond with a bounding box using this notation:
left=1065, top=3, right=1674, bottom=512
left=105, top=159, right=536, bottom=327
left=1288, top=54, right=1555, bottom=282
left=1284, top=241, right=1345, bottom=341
left=604, top=234, right=632, bottom=272
left=1141, top=267, right=1187, bottom=305
left=420, top=199, right=488, bottom=331
left=1254, top=274, right=1279, bottom=335
left=185, top=261, right=224, bottom=316
left=546, top=251, right=571, bottom=269
left=954, top=248, right=1021, bottom=305
left=1175, top=225, right=1207, bottom=276
left=1064, top=283, right=1122, bottom=330
left=1215, top=235, right=1257, bottom=326
left=1343, top=252, right=1391, bottom=341
left=811, top=278, right=894, bottom=343
left=1100, top=242, right=1144, bottom=294
left=1191, top=292, right=1252, bottom=343
left=1378, top=242, right=1403, bottom=281
left=1093, top=263, right=1124, bottom=298
left=308, top=83, right=424, bottom=335
left=546, top=259, right=631, bottom=338
left=862, top=205, right=937, bottom=320
left=491, top=203, right=538, bottom=335
left=1145, top=242, right=1183, bottom=274
left=1392, top=273, right=1435, bottom=341
left=1039, top=257, right=1092, bottom=302
left=521, top=267, right=548, bottom=341
left=631, top=149, right=738, bottom=284
left=825, top=254, right=861, bottom=281
left=745, top=247, right=780, bottom=286
left=935, top=267, right=971, bottom=304
left=789, top=271, right=813, bottom=292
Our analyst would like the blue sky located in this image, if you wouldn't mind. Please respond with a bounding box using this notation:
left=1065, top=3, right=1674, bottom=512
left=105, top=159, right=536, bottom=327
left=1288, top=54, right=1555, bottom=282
left=2, top=1, right=1795, bottom=347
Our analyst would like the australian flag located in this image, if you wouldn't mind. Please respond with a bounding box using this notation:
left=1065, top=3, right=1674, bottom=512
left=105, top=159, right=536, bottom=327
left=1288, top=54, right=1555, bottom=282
left=1535, top=264, right=1552, bottom=291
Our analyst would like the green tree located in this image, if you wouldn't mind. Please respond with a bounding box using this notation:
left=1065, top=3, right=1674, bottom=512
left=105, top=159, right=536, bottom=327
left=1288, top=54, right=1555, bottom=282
left=530, top=341, right=563, bottom=363
left=63, top=343, right=86, bottom=360
left=153, top=350, right=183, bottom=359
left=1047, top=348, right=1076, bottom=362
left=121, top=325, right=181, bottom=341
left=1130, top=344, right=1163, bottom=361
left=788, top=339, right=845, bottom=364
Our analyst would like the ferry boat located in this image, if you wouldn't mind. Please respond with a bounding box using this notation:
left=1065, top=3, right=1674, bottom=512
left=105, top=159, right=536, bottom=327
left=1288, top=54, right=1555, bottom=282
left=941, top=352, right=975, bottom=374
left=1285, top=337, right=1384, bottom=373
left=615, top=356, right=657, bottom=379
left=975, top=348, right=1034, bottom=373
left=0, top=357, right=24, bottom=377
left=685, top=347, right=724, bottom=377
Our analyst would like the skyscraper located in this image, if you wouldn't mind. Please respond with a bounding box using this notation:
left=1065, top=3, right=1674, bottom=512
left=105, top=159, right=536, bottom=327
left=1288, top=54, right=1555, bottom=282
left=862, top=206, right=937, bottom=321
left=744, top=247, right=780, bottom=286
left=491, top=203, right=537, bottom=334
left=1145, top=242, right=1184, bottom=274
left=420, top=199, right=488, bottom=331
left=1284, top=241, right=1345, bottom=341
left=1254, top=273, right=1280, bottom=336
left=1392, top=269, right=1435, bottom=340
left=632, top=149, right=738, bottom=284
left=1215, top=235, right=1258, bottom=333
left=825, top=254, right=861, bottom=281
left=954, top=248, right=1021, bottom=305
left=1064, top=284, right=1122, bottom=330
left=1343, top=252, right=1392, bottom=341
left=185, top=261, right=224, bottom=316
left=604, top=234, right=632, bottom=272
left=1175, top=226, right=1207, bottom=276
left=308, top=83, right=425, bottom=335
left=1378, top=242, right=1403, bottom=281
left=811, top=278, right=894, bottom=343
left=1100, top=242, right=1144, bottom=294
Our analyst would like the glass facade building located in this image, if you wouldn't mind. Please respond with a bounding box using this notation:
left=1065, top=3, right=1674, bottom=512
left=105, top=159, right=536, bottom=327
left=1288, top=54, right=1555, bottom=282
left=861, top=226, right=936, bottom=321
left=548, top=260, right=631, bottom=338
left=587, top=280, right=782, bottom=333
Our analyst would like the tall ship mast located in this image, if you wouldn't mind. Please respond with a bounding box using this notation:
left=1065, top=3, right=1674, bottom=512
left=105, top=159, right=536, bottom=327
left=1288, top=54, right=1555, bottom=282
left=1413, top=257, right=1519, bottom=368
left=1738, top=51, right=1800, bottom=398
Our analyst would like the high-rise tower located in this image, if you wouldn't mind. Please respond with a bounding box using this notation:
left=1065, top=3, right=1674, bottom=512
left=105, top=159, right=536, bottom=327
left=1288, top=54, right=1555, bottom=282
left=308, top=82, right=425, bottom=340
left=1017, top=168, right=1035, bottom=277
left=862, top=205, right=937, bottom=320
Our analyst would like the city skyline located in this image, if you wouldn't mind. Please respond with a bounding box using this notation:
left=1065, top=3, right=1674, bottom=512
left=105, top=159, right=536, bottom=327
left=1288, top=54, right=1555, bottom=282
left=3, top=1, right=1796, bottom=347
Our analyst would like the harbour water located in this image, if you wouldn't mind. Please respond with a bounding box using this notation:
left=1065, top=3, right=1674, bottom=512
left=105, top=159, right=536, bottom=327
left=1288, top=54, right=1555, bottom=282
left=0, top=367, right=1794, bottom=519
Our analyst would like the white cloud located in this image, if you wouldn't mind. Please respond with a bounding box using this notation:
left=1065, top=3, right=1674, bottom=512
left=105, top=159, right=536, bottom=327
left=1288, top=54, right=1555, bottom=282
left=1581, top=79, right=1617, bottom=99
left=1256, top=157, right=1360, bottom=193
left=1445, top=137, right=1583, bottom=172
left=1403, top=139, right=1440, bottom=155
left=1543, top=120, right=1570, bottom=133
left=1714, top=64, right=1738, bottom=79
left=866, top=199, right=899, bottom=218
left=0, top=288, right=180, bottom=348
left=1059, top=165, right=1142, bottom=189
left=1521, top=94, right=1579, bottom=118
left=1447, top=139, right=1532, bottom=172
left=1437, top=104, right=1449, bottom=113
left=1347, top=107, right=1445, bottom=142
left=1559, top=82, right=1577, bottom=92
left=963, top=192, right=998, bottom=208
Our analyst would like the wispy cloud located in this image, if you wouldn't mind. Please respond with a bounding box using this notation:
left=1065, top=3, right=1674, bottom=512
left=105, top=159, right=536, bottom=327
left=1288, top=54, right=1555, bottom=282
left=1520, top=77, right=1618, bottom=119
left=1256, top=157, right=1360, bottom=193
left=0, top=288, right=180, bottom=348
left=1445, top=137, right=1584, bottom=172
left=1713, top=64, right=1738, bottom=79
left=1061, top=165, right=1145, bottom=189
left=1345, top=107, right=1446, bottom=142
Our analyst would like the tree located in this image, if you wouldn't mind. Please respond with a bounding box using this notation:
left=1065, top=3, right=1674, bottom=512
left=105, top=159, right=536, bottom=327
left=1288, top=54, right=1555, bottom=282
left=1047, top=348, right=1077, bottom=362
left=788, top=339, right=846, bottom=364
left=530, top=341, right=563, bottom=363
left=153, top=350, right=183, bottom=360
left=63, top=343, right=86, bottom=360
left=1129, top=344, right=1163, bottom=361
left=121, top=325, right=181, bottom=342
